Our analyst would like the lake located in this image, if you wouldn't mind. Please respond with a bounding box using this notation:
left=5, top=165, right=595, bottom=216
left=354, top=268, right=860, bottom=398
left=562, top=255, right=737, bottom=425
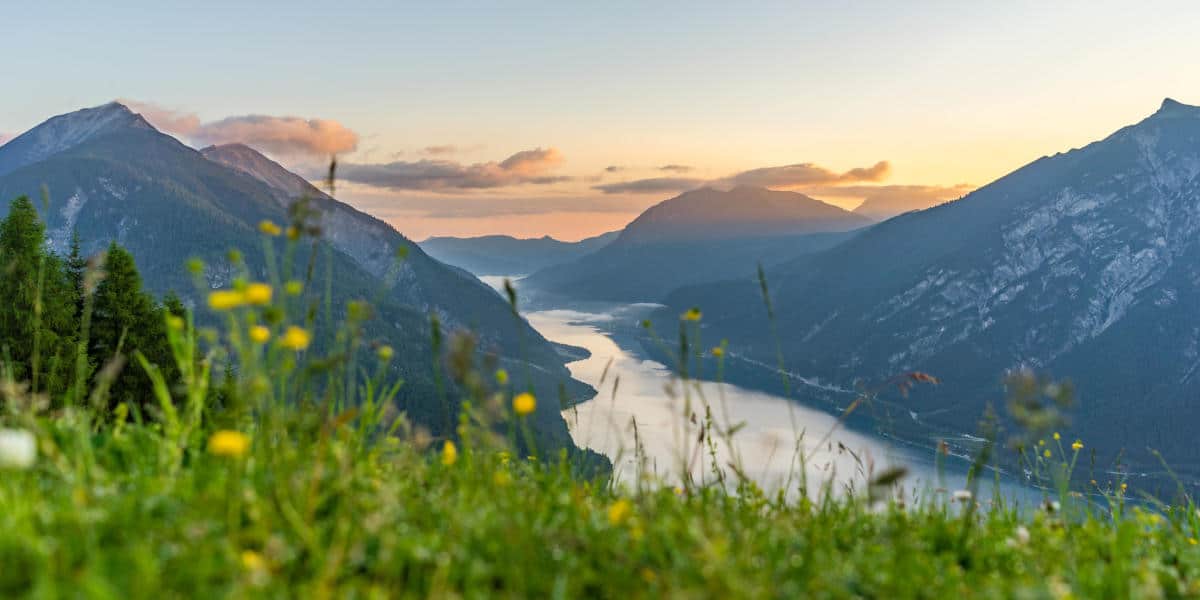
left=482, top=276, right=1040, bottom=505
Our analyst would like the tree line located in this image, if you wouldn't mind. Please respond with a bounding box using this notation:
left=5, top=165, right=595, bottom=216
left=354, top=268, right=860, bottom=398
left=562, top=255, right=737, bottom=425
left=0, top=195, right=179, bottom=416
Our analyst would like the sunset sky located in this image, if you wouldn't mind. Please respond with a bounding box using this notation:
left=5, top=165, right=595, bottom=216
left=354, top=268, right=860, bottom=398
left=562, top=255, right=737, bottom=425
left=4, top=1, right=1200, bottom=240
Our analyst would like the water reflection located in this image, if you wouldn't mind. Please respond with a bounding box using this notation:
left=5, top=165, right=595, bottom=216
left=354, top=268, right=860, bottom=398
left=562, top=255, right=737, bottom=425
left=481, top=276, right=1038, bottom=504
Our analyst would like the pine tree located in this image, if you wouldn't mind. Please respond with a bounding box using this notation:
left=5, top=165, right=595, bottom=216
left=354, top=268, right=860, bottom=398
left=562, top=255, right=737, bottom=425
left=66, top=231, right=86, bottom=313
left=0, top=196, right=77, bottom=396
left=89, top=243, right=176, bottom=414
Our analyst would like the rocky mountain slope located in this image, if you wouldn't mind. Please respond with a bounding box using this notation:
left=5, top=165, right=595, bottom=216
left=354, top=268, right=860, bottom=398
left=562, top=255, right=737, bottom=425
left=0, top=102, right=594, bottom=454
left=664, top=99, right=1200, bottom=484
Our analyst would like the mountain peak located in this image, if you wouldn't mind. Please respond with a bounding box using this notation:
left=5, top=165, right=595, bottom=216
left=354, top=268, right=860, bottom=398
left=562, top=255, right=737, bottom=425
left=1152, top=97, right=1200, bottom=119
left=619, top=184, right=870, bottom=245
left=0, top=101, right=154, bottom=177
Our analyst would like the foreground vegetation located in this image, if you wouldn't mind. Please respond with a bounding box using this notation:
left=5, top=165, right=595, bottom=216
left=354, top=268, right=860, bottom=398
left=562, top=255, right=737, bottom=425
left=2, top=197, right=1200, bottom=598
left=6, top=399, right=1200, bottom=598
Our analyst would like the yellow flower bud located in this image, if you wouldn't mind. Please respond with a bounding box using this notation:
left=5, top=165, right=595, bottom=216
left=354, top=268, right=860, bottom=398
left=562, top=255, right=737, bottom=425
left=280, top=326, right=311, bottom=351
left=207, top=430, right=250, bottom=457
left=607, top=498, right=632, bottom=525
left=249, top=326, right=270, bottom=344
left=208, top=290, right=246, bottom=311
left=441, top=440, right=458, bottom=466
left=243, top=283, right=273, bottom=306
left=513, top=392, right=536, bottom=416
left=258, top=220, right=282, bottom=236
left=241, top=550, right=266, bottom=571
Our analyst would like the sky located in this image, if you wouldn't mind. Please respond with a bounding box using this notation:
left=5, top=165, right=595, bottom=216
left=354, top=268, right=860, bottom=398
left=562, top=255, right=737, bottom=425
left=3, top=1, right=1200, bottom=240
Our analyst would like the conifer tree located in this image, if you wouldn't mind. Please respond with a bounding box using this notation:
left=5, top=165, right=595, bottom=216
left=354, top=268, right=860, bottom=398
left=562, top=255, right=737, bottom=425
left=66, top=231, right=86, bottom=313
left=0, top=196, right=77, bottom=396
left=89, top=243, right=176, bottom=414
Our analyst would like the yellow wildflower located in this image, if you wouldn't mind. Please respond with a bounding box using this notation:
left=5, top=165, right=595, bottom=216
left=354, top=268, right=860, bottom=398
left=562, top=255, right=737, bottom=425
left=208, top=430, right=250, bottom=458
left=513, top=392, right=536, bottom=416
left=1038, top=439, right=1046, bottom=447
left=607, top=498, right=633, bottom=525
left=166, top=315, right=185, bottom=331
left=258, top=220, right=282, bottom=237
left=682, top=307, right=702, bottom=321
left=208, top=290, right=245, bottom=311
left=280, top=326, right=311, bottom=351
left=1190, top=538, right=1198, bottom=546
left=243, top=283, right=273, bottom=306
left=284, top=280, right=304, bottom=296
left=1043, top=449, right=1052, bottom=459
left=495, top=369, right=509, bottom=385
left=286, top=226, right=300, bottom=240
left=241, top=550, right=266, bottom=571
left=1072, top=440, right=1084, bottom=452
left=711, top=346, right=724, bottom=358
left=1053, top=432, right=1061, bottom=441
left=1121, top=483, right=1128, bottom=492
left=376, top=345, right=394, bottom=361
left=441, top=440, right=458, bottom=466
left=493, top=471, right=511, bottom=487
left=249, top=326, right=271, bottom=344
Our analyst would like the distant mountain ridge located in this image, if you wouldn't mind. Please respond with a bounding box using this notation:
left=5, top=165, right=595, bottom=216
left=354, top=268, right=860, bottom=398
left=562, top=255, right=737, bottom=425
left=618, top=186, right=871, bottom=244
left=662, top=98, right=1200, bottom=486
left=420, top=231, right=619, bottom=276
left=201, top=143, right=330, bottom=204
left=851, top=192, right=960, bottom=221
left=522, top=186, right=870, bottom=302
left=0, top=102, right=596, bottom=458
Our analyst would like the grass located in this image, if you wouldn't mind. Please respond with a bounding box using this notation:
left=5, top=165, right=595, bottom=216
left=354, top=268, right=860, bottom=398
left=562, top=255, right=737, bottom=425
left=3, top=211, right=1200, bottom=598
left=4, top=401, right=1200, bottom=597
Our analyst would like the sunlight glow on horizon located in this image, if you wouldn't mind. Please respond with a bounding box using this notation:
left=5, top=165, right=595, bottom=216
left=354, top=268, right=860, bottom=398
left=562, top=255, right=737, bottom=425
left=3, top=2, right=1199, bottom=239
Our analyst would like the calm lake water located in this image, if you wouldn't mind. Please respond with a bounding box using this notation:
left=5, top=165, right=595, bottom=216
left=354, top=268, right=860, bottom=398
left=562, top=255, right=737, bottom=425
left=482, top=276, right=1039, bottom=504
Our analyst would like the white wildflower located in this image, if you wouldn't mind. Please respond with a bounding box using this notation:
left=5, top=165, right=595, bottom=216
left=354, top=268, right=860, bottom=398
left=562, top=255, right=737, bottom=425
left=1015, top=525, right=1030, bottom=544
left=0, top=428, right=36, bottom=469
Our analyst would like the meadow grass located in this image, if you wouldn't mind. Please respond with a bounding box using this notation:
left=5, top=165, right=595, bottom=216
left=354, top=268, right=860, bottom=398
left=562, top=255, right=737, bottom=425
left=2, top=208, right=1200, bottom=598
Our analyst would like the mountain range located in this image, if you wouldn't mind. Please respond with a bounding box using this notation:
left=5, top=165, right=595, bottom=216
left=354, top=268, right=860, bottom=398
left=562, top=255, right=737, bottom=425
left=522, top=186, right=870, bottom=303
left=419, top=231, right=619, bottom=276
left=661, top=98, right=1200, bottom=485
left=0, top=102, right=595, bottom=457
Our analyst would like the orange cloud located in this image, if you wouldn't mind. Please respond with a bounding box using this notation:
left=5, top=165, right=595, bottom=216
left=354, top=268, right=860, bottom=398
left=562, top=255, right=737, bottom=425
left=120, top=98, right=358, bottom=158
left=724, top=160, right=890, bottom=188
left=595, top=160, right=890, bottom=194
left=336, top=147, right=568, bottom=191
